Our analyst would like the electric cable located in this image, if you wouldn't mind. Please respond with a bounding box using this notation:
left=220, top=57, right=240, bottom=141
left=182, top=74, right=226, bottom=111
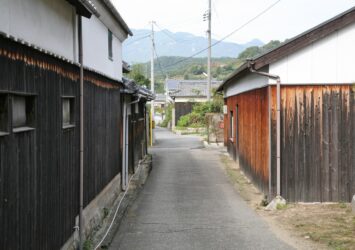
left=153, top=44, right=167, bottom=77
left=124, top=34, right=150, bottom=46
left=94, top=163, right=144, bottom=250
left=161, top=0, right=281, bottom=69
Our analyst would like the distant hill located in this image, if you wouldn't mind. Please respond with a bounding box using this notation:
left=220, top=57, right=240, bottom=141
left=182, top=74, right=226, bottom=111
left=123, top=29, right=264, bottom=63
left=125, top=40, right=282, bottom=94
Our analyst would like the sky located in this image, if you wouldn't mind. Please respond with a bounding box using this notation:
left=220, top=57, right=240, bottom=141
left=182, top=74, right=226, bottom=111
left=112, top=0, right=355, bottom=44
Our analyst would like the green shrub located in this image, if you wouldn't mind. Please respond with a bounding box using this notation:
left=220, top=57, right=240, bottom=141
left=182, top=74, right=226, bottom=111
left=176, top=91, right=223, bottom=128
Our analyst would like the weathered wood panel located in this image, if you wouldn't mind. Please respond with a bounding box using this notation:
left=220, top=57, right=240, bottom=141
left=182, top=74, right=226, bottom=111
left=83, top=77, right=122, bottom=206
left=175, top=102, right=195, bottom=125
left=127, top=102, right=147, bottom=174
left=0, top=35, right=124, bottom=249
left=225, top=87, right=270, bottom=193
left=271, top=85, right=355, bottom=202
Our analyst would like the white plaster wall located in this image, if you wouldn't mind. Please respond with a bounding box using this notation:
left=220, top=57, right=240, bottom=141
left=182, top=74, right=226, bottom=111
left=269, top=22, right=355, bottom=84
left=0, top=0, right=76, bottom=60
left=82, top=15, right=123, bottom=80
left=224, top=73, right=268, bottom=98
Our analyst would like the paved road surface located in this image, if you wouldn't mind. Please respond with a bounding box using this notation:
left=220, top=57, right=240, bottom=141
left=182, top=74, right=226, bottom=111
left=110, top=127, right=292, bottom=250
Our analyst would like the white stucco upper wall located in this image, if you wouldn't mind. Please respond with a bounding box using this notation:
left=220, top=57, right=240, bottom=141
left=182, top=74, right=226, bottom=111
left=90, top=0, right=129, bottom=42
left=82, top=15, right=123, bottom=81
left=224, top=72, right=268, bottom=98
left=0, top=0, right=76, bottom=61
left=0, top=0, right=127, bottom=81
left=269, top=22, right=355, bottom=84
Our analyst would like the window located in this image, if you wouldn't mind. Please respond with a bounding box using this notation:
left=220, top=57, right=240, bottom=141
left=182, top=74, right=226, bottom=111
left=12, top=95, right=35, bottom=132
left=229, top=110, right=234, bottom=140
left=0, top=94, right=9, bottom=136
left=62, top=97, right=75, bottom=129
left=108, top=29, right=113, bottom=60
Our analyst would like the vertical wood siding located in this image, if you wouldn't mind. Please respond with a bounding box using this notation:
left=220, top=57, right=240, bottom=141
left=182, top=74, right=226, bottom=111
left=271, top=85, right=355, bottom=202
left=225, top=87, right=270, bottom=193
left=83, top=75, right=121, bottom=206
left=175, top=102, right=195, bottom=125
left=0, top=36, right=124, bottom=249
left=128, top=102, right=147, bottom=174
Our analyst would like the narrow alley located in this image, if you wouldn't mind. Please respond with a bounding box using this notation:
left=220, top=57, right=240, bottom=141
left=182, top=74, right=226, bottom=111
left=110, top=128, right=292, bottom=250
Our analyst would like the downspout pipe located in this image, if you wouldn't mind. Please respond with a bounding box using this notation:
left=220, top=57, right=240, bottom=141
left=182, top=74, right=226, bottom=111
left=122, top=95, right=128, bottom=191
left=78, top=15, right=84, bottom=250
left=130, top=94, right=142, bottom=104
left=247, top=60, right=282, bottom=199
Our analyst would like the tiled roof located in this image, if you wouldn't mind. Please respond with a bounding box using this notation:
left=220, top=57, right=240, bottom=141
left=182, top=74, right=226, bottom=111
left=168, top=80, right=222, bottom=97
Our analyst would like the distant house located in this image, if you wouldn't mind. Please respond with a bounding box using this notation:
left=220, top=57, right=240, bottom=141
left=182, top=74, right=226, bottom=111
left=166, top=79, right=222, bottom=126
left=0, top=0, right=153, bottom=249
left=218, top=7, right=355, bottom=203
left=154, top=93, right=168, bottom=109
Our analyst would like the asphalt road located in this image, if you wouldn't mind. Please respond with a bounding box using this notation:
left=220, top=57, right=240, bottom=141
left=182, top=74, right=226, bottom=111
left=110, top=127, right=292, bottom=250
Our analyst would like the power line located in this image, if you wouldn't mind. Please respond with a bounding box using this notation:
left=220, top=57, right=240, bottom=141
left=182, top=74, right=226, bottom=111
left=162, top=0, right=281, bottom=69
left=124, top=34, right=150, bottom=46
left=154, top=22, right=196, bottom=44
left=154, top=23, right=177, bottom=42
left=153, top=43, right=167, bottom=77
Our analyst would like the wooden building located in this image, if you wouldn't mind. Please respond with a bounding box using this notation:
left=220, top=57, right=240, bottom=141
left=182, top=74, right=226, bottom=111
left=166, top=79, right=222, bottom=127
left=0, top=0, right=153, bottom=249
left=218, top=7, right=355, bottom=203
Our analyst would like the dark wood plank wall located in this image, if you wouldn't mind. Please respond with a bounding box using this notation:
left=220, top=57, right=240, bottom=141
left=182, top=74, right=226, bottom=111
left=175, top=102, right=195, bottom=125
left=0, top=36, right=125, bottom=249
left=83, top=74, right=122, bottom=206
left=128, top=102, right=147, bottom=174
left=225, top=87, right=270, bottom=193
left=270, top=85, right=355, bottom=202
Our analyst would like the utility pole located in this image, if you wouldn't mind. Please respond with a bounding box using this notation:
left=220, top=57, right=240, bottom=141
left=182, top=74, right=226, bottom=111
left=207, top=0, right=212, bottom=101
left=150, top=21, right=155, bottom=145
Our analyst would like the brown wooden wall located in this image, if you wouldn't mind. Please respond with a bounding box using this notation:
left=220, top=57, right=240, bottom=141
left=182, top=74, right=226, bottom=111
left=225, top=87, right=270, bottom=193
left=0, top=36, right=124, bottom=249
left=175, top=102, right=195, bottom=125
left=271, top=85, right=355, bottom=202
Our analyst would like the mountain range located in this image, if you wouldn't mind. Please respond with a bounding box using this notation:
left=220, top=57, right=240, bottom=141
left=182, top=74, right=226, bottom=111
left=123, top=29, right=263, bottom=63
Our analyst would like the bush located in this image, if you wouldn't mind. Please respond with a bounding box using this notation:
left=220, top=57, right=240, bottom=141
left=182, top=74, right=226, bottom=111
left=176, top=91, right=223, bottom=128
left=177, top=113, right=203, bottom=127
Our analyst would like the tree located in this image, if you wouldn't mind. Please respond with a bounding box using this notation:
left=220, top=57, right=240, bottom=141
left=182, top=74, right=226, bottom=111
left=127, top=64, right=150, bottom=88
left=238, top=40, right=282, bottom=61
left=262, top=40, right=281, bottom=52
left=237, top=46, right=262, bottom=60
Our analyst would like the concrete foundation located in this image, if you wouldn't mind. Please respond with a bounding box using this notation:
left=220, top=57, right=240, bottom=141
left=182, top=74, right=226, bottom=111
left=61, top=174, right=122, bottom=250
left=61, top=155, right=153, bottom=250
left=265, top=196, right=287, bottom=210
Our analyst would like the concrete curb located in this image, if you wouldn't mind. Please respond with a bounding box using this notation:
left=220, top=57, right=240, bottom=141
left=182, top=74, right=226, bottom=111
left=203, top=140, right=225, bottom=149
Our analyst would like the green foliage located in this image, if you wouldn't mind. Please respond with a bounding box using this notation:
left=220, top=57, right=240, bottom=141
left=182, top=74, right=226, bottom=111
left=177, top=91, right=223, bottom=128
left=83, top=240, right=93, bottom=250
left=127, top=39, right=283, bottom=93
left=137, top=56, right=241, bottom=84
left=262, top=40, right=281, bottom=51
left=126, top=64, right=150, bottom=88
left=238, top=46, right=262, bottom=60
left=177, top=113, right=202, bottom=127
left=189, top=64, right=206, bottom=75
left=276, top=203, right=288, bottom=210
left=238, top=40, right=282, bottom=60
